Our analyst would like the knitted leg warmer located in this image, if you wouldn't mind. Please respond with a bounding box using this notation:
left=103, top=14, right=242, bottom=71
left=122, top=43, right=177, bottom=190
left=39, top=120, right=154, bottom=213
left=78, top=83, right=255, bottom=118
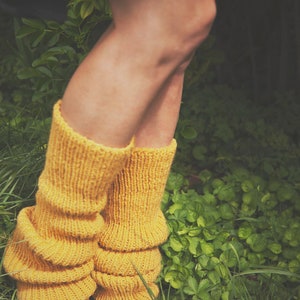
left=3, top=101, right=133, bottom=300
left=92, top=140, right=177, bottom=299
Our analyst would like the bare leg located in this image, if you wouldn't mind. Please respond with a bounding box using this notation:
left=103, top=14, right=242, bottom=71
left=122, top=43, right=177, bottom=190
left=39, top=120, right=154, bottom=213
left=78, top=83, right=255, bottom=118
left=135, top=54, right=194, bottom=148
left=61, top=0, right=216, bottom=147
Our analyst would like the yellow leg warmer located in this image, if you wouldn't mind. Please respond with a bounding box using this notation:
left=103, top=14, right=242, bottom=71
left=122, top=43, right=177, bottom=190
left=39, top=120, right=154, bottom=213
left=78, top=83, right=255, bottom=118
left=92, top=140, right=177, bottom=299
left=3, top=101, right=133, bottom=300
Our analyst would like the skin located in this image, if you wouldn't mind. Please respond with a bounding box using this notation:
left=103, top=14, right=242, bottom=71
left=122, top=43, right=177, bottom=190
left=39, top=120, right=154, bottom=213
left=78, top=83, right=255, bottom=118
left=61, top=0, right=217, bottom=148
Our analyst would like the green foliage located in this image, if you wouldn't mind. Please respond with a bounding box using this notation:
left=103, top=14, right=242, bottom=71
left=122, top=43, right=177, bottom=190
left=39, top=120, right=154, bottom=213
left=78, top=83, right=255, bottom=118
left=160, top=167, right=300, bottom=299
left=175, top=85, right=300, bottom=183
left=158, top=85, right=300, bottom=299
left=0, top=0, right=111, bottom=119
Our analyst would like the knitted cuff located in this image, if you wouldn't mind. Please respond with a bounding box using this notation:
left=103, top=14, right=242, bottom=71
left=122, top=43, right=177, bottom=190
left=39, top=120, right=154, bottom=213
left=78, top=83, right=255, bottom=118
left=99, top=139, right=177, bottom=251
left=93, top=248, right=161, bottom=300
left=93, top=140, right=177, bottom=299
left=3, top=101, right=133, bottom=300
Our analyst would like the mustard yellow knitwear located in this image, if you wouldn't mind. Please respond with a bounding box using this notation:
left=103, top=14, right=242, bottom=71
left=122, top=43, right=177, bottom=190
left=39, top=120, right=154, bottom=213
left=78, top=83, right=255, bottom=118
left=92, top=139, right=177, bottom=299
left=3, top=101, right=133, bottom=300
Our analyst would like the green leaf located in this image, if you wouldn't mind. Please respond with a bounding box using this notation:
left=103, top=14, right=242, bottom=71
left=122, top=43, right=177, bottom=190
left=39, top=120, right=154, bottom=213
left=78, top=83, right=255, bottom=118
left=219, top=203, right=234, bottom=220
left=187, top=210, right=198, bottom=223
left=16, top=26, right=37, bottom=39
left=183, top=277, right=198, bottom=295
left=21, top=18, right=46, bottom=29
left=166, top=173, right=185, bottom=191
left=240, top=203, right=257, bottom=216
left=169, top=236, right=185, bottom=252
left=172, top=255, right=181, bottom=265
left=167, top=203, right=183, bottom=214
left=238, top=222, right=253, bottom=240
left=47, top=33, right=61, bottom=47
left=202, top=193, right=217, bottom=206
left=241, top=180, right=254, bottom=192
left=193, top=145, right=207, bottom=161
left=203, top=228, right=216, bottom=241
left=246, top=233, right=268, bottom=252
left=32, top=31, right=46, bottom=47
left=220, top=250, right=238, bottom=268
left=164, top=271, right=184, bottom=289
left=188, top=228, right=202, bottom=237
left=289, top=260, right=300, bottom=273
left=80, top=1, right=95, bottom=19
left=198, top=255, right=210, bottom=268
left=200, top=242, right=214, bottom=256
left=48, top=46, right=76, bottom=56
left=46, top=20, right=60, bottom=30
left=267, top=242, right=282, bottom=254
left=17, top=68, right=39, bottom=79
left=188, top=237, right=200, bottom=255
left=277, top=185, right=295, bottom=202
left=208, top=270, right=220, bottom=285
left=197, top=216, right=206, bottom=227
left=37, top=66, right=52, bottom=78
left=198, top=169, right=212, bottom=183
left=232, top=167, right=250, bottom=180
left=181, top=126, right=198, bottom=139
left=216, top=184, right=236, bottom=202
left=198, top=278, right=210, bottom=291
left=221, top=291, right=230, bottom=300
left=199, top=291, right=211, bottom=300
left=261, top=192, right=271, bottom=203
left=212, top=178, right=224, bottom=189
left=215, top=263, right=229, bottom=279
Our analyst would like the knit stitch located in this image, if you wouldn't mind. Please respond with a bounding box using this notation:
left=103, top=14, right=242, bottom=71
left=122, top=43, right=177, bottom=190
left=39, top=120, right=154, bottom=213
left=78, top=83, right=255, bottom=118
left=93, top=140, right=177, bottom=299
left=3, top=101, right=133, bottom=300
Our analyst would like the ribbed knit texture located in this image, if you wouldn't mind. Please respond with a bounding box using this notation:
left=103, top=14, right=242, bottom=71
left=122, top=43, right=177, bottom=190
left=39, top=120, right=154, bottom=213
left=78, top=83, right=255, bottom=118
left=3, top=101, right=133, bottom=300
left=92, top=140, right=177, bottom=299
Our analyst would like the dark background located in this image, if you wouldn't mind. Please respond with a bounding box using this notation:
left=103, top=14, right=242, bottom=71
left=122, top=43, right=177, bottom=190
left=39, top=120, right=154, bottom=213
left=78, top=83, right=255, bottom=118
left=213, top=0, right=300, bottom=102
